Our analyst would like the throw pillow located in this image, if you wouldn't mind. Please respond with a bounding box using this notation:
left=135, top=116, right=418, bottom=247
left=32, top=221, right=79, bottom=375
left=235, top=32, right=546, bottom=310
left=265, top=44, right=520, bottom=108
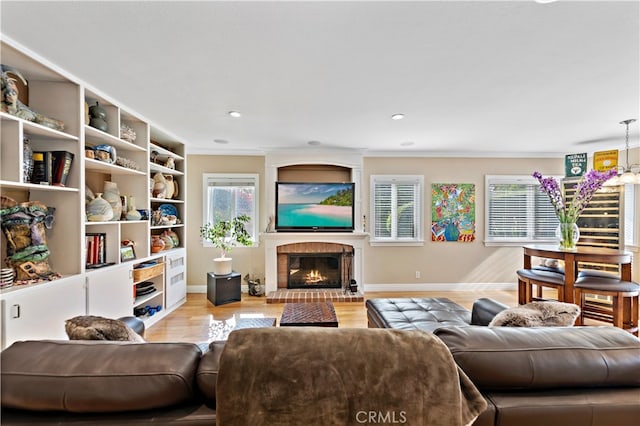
left=488, top=301, right=580, bottom=327
left=65, top=315, right=145, bottom=342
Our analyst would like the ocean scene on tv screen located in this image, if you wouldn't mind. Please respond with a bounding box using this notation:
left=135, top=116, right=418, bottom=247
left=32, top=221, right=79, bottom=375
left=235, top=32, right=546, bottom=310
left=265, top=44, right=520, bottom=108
left=277, top=183, right=353, bottom=228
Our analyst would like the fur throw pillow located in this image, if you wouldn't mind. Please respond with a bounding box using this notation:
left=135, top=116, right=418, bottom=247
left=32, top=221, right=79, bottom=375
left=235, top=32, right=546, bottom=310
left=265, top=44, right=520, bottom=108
left=488, top=301, right=580, bottom=327
left=65, top=315, right=144, bottom=342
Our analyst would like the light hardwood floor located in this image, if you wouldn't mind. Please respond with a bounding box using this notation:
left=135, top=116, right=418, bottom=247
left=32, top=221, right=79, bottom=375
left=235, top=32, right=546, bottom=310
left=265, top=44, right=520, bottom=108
left=145, top=290, right=520, bottom=343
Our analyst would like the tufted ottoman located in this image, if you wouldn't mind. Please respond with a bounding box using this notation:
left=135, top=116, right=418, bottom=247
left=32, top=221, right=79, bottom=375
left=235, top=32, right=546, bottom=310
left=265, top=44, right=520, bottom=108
left=366, top=297, right=509, bottom=332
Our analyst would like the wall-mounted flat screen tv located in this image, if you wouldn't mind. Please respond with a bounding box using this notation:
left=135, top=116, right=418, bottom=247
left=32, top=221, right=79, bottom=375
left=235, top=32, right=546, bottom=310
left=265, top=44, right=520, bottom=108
left=275, top=182, right=355, bottom=231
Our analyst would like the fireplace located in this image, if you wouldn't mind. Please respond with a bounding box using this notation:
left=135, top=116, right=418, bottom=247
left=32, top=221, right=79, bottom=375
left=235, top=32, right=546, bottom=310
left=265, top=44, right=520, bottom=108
left=288, top=253, right=342, bottom=289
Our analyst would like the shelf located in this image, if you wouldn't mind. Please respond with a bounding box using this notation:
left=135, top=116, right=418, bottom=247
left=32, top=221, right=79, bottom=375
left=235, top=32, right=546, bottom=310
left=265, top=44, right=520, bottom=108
left=150, top=143, right=184, bottom=161
left=0, top=180, right=79, bottom=192
left=1, top=112, right=79, bottom=141
left=149, top=163, right=184, bottom=176
left=134, top=290, right=164, bottom=308
left=151, top=224, right=185, bottom=230
left=150, top=197, right=184, bottom=204
left=84, top=158, right=146, bottom=175
left=84, top=125, right=147, bottom=153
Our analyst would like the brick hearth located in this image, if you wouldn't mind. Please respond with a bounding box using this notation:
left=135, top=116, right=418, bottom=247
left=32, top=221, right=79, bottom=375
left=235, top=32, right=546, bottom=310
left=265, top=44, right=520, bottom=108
left=266, top=289, right=364, bottom=304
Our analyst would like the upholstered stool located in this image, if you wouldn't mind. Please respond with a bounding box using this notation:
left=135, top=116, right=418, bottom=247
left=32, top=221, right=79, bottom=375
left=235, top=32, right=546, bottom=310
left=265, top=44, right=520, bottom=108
left=516, top=268, right=565, bottom=305
left=118, top=316, right=146, bottom=338
left=574, top=276, right=639, bottom=336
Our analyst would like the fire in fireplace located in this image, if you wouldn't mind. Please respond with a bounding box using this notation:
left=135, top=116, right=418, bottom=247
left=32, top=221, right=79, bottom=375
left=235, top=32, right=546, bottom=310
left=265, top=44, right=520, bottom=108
left=288, top=253, right=342, bottom=289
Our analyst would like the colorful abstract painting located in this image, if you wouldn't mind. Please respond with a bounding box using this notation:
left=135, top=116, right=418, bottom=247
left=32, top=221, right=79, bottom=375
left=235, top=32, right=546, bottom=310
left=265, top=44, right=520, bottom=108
left=431, top=183, right=476, bottom=242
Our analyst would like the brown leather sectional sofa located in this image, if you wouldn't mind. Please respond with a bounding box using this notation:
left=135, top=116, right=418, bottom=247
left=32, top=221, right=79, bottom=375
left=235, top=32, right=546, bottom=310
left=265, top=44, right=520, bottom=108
left=0, top=339, right=225, bottom=425
left=366, top=297, right=640, bottom=426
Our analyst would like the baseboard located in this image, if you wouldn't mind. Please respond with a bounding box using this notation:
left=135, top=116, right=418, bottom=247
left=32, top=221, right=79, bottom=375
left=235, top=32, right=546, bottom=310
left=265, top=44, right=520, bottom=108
left=188, top=283, right=517, bottom=294
left=363, top=282, right=517, bottom=292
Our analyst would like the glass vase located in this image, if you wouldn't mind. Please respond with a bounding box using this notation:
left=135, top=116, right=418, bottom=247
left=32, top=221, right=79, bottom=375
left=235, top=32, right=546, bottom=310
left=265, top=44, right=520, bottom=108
left=555, top=222, right=580, bottom=250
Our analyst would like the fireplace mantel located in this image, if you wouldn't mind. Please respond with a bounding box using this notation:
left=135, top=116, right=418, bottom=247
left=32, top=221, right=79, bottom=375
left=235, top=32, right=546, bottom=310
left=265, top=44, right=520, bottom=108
left=262, top=232, right=368, bottom=294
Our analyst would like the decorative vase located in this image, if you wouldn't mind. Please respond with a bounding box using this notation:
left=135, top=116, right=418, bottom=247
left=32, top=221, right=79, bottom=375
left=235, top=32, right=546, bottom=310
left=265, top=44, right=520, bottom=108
left=22, top=136, right=33, bottom=183
left=164, top=228, right=179, bottom=247
left=213, top=257, right=232, bottom=275
left=164, top=175, right=175, bottom=199
left=556, top=221, right=580, bottom=250
left=89, top=101, right=108, bottom=132
left=102, top=181, right=122, bottom=221
left=160, top=231, right=175, bottom=250
left=153, top=172, right=167, bottom=198
left=86, top=193, right=114, bottom=222
left=125, top=196, right=142, bottom=220
left=151, top=235, right=165, bottom=253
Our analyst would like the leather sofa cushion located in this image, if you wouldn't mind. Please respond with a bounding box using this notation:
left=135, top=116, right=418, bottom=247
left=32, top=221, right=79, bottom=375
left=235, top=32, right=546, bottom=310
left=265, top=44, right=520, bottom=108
left=434, top=326, right=640, bottom=390
left=482, top=388, right=640, bottom=426
left=1, top=340, right=202, bottom=413
left=196, top=341, right=226, bottom=402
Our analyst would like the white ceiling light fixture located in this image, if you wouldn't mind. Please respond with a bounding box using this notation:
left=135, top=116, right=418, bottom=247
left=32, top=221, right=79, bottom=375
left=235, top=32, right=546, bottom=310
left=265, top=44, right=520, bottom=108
left=307, top=140, right=321, bottom=146
left=400, top=141, right=414, bottom=147
left=227, top=111, right=242, bottom=118
left=606, top=119, right=640, bottom=186
left=213, top=139, right=229, bottom=144
left=391, top=113, right=405, bottom=120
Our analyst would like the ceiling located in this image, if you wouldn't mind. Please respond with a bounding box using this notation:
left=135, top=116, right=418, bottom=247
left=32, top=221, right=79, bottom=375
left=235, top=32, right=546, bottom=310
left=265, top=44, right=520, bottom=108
left=1, top=0, right=639, bottom=157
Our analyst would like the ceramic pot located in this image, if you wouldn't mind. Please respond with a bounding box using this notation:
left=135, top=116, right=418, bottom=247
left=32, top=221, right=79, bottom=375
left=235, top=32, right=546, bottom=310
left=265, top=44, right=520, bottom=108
left=89, top=101, right=107, bottom=119
left=153, top=172, right=167, bottom=198
left=164, top=175, right=175, bottom=199
left=102, top=181, right=122, bottom=221
left=125, top=196, right=142, bottom=220
left=164, top=228, right=179, bottom=247
left=213, top=257, right=232, bottom=275
left=86, top=193, right=114, bottom=222
left=151, top=235, right=165, bottom=253
left=89, top=117, right=108, bottom=132
left=160, top=231, right=174, bottom=250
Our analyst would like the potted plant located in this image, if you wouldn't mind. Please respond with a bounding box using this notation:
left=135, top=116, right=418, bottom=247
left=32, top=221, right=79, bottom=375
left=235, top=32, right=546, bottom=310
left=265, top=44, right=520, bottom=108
left=199, top=215, right=252, bottom=275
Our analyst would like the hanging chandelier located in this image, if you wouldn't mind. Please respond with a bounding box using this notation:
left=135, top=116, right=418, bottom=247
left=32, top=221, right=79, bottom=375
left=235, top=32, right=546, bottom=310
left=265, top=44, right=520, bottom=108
left=605, top=119, right=640, bottom=186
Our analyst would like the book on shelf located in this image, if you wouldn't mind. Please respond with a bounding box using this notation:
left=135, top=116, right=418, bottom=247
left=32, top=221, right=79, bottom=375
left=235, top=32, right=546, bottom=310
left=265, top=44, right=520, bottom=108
left=51, top=150, right=74, bottom=187
left=32, top=151, right=53, bottom=185
left=85, top=233, right=107, bottom=266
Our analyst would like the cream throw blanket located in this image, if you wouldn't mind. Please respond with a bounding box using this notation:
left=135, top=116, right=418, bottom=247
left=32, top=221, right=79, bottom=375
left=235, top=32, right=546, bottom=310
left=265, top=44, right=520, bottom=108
left=216, top=327, right=486, bottom=425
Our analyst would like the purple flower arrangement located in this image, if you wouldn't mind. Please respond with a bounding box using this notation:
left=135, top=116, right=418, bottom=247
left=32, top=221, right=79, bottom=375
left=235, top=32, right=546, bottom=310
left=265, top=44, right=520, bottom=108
left=532, top=169, right=618, bottom=223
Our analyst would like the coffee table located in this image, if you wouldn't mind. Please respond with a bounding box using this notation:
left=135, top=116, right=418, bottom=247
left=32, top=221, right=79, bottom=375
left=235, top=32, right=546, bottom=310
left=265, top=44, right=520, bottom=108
left=280, top=302, right=339, bottom=327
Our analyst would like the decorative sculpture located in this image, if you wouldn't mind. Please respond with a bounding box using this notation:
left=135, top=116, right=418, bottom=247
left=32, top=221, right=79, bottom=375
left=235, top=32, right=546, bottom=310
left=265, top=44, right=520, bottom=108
left=1, top=64, right=65, bottom=131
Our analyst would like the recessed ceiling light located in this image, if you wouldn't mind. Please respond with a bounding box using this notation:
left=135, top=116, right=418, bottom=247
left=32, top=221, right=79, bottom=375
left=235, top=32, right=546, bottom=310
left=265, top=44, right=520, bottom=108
left=307, top=140, right=321, bottom=146
left=228, top=111, right=242, bottom=118
left=214, top=139, right=229, bottom=144
left=391, top=113, right=405, bottom=120
left=400, top=141, right=414, bottom=147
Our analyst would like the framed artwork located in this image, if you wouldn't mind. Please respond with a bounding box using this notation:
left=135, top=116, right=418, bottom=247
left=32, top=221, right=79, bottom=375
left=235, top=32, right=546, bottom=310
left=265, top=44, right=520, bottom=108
left=431, top=183, right=476, bottom=242
left=120, top=245, right=136, bottom=261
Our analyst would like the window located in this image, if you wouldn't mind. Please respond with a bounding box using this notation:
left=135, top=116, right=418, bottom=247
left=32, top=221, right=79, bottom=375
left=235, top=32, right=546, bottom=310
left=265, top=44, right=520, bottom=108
left=485, top=175, right=559, bottom=245
left=370, top=175, right=423, bottom=245
left=202, top=173, right=259, bottom=245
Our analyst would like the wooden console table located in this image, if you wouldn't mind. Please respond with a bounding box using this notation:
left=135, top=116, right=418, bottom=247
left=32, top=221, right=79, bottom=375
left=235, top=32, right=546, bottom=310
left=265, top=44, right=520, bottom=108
left=523, top=245, right=633, bottom=304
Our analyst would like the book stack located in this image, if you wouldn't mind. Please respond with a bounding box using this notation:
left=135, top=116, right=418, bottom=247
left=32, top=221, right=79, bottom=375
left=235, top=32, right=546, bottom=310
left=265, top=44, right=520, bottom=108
left=32, top=150, right=74, bottom=186
left=86, top=233, right=106, bottom=267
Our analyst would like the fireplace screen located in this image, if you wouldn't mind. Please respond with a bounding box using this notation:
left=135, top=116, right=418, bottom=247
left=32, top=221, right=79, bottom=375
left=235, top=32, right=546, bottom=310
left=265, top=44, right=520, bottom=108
left=287, top=253, right=342, bottom=289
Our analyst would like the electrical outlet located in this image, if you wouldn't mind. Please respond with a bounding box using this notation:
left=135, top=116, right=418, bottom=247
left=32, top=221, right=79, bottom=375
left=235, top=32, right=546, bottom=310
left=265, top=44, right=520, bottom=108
left=415, top=271, right=421, bottom=279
